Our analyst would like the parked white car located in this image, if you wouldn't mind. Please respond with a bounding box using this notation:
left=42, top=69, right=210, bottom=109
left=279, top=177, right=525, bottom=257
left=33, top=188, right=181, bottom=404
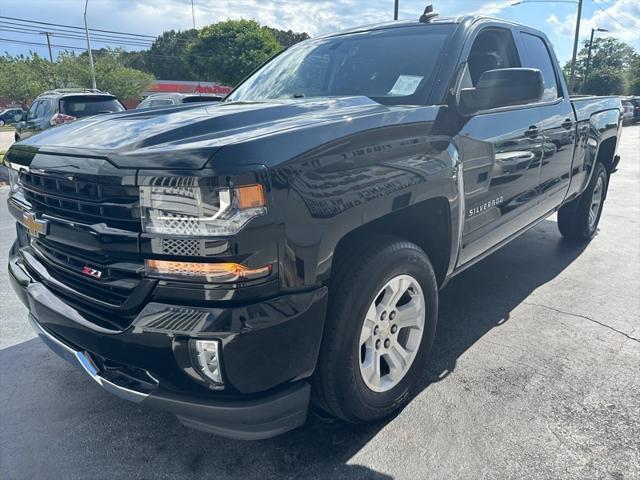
left=622, top=100, right=635, bottom=125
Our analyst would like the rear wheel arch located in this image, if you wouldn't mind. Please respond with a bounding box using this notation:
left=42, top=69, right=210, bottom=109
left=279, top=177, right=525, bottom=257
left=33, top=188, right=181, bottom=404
left=595, top=135, right=618, bottom=175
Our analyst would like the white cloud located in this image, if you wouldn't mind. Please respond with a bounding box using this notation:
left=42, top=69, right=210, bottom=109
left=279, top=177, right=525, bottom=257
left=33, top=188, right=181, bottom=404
left=471, top=1, right=513, bottom=16
left=547, top=0, right=640, bottom=44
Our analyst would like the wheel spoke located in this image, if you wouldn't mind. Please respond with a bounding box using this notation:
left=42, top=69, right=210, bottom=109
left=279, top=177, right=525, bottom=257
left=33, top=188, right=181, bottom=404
left=360, top=303, right=378, bottom=346
left=395, top=300, right=422, bottom=329
left=383, top=344, right=410, bottom=381
left=362, top=350, right=382, bottom=387
left=383, top=276, right=407, bottom=310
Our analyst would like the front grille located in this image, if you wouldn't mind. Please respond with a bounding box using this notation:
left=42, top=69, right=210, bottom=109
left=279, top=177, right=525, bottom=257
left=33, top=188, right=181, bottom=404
left=21, top=171, right=141, bottom=231
left=31, top=239, right=141, bottom=307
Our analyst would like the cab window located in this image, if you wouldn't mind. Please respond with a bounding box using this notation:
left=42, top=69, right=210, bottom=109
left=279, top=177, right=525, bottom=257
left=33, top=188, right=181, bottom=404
left=519, top=33, right=561, bottom=101
left=462, top=28, right=521, bottom=89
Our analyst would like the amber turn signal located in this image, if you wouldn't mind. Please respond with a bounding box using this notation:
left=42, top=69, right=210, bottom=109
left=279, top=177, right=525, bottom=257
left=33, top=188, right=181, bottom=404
left=146, top=260, right=271, bottom=283
left=235, top=184, right=265, bottom=210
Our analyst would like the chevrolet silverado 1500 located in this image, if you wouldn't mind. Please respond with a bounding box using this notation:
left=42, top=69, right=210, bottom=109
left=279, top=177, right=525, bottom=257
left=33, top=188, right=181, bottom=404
left=5, top=12, right=622, bottom=439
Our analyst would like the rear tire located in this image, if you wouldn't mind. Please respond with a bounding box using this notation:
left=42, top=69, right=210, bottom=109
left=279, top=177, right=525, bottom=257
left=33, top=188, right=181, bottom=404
left=313, top=236, right=438, bottom=422
left=558, top=162, right=608, bottom=241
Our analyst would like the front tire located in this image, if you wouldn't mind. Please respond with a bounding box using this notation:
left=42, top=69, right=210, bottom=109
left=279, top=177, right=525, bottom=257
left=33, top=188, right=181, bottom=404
left=558, top=162, right=608, bottom=241
left=313, top=236, right=438, bottom=422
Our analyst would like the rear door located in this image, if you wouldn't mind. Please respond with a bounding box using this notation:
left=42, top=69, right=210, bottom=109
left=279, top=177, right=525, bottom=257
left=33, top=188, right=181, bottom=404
left=455, top=25, right=545, bottom=265
left=518, top=30, right=575, bottom=212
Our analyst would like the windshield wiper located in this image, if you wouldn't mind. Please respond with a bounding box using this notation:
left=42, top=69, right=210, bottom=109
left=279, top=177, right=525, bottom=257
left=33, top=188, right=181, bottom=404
left=291, top=93, right=305, bottom=98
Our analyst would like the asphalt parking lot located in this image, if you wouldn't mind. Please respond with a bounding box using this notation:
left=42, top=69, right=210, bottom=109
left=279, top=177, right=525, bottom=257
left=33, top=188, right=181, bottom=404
left=1, top=125, right=639, bottom=480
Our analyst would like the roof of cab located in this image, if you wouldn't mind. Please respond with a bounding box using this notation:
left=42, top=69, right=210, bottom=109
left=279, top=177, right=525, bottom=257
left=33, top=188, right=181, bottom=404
left=315, top=15, right=541, bottom=40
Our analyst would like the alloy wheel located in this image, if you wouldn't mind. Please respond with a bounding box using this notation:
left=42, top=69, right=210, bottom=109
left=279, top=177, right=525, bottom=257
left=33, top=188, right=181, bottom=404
left=358, top=274, right=425, bottom=393
left=589, top=174, right=604, bottom=231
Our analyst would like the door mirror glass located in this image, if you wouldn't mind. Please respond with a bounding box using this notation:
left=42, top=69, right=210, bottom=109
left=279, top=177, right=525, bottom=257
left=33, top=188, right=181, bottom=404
left=13, top=112, right=24, bottom=122
left=459, top=68, right=543, bottom=115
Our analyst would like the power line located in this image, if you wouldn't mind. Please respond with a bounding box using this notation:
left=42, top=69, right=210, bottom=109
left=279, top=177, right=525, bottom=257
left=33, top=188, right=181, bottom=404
left=0, top=26, right=154, bottom=47
left=0, top=36, right=220, bottom=59
left=0, top=15, right=156, bottom=39
left=590, top=0, right=639, bottom=37
left=0, top=20, right=154, bottom=45
left=0, top=17, right=195, bottom=48
left=0, top=37, right=89, bottom=51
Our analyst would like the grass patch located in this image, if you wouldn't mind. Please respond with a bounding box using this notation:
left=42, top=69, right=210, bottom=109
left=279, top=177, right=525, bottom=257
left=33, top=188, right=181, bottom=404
left=0, top=125, right=15, bottom=132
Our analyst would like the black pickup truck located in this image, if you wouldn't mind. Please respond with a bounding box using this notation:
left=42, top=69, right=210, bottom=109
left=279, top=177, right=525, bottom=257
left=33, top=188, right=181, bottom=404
left=5, top=13, right=622, bottom=439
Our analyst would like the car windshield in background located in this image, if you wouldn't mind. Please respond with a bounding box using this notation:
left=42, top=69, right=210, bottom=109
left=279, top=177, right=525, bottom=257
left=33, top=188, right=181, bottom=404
left=227, top=25, right=454, bottom=105
left=59, top=96, right=125, bottom=117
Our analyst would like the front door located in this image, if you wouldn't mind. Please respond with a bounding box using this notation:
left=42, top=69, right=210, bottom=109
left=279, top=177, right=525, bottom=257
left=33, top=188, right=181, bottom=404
left=22, top=100, right=47, bottom=139
left=454, top=26, right=544, bottom=265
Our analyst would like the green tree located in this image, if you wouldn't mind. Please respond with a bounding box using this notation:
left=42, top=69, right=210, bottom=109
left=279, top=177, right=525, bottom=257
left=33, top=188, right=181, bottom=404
left=0, top=51, right=153, bottom=104
left=580, top=69, right=626, bottom=95
left=0, top=54, right=51, bottom=104
left=122, top=29, right=199, bottom=80
left=627, top=57, right=640, bottom=96
left=564, top=37, right=638, bottom=93
left=93, top=53, right=154, bottom=98
left=263, top=27, right=309, bottom=48
left=187, top=19, right=281, bottom=86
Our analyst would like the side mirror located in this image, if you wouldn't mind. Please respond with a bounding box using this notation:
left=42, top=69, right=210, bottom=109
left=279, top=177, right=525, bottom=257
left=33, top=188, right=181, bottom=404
left=459, top=68, right=543, bottom=115
left=13, top=112, right=24, bottom=123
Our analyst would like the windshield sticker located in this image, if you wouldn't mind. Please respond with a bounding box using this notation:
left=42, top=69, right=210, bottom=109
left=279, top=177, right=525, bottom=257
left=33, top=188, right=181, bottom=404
left=388, top=75, right=423, bottom=96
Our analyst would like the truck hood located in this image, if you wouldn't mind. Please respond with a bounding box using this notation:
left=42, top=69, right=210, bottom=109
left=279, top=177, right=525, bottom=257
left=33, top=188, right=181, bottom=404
left=15, top=97, right=427, bottom=169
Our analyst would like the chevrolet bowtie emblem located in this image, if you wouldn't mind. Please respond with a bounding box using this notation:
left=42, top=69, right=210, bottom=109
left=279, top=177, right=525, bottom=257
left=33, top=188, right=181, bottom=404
left=23, top=213, right=49, bottom=238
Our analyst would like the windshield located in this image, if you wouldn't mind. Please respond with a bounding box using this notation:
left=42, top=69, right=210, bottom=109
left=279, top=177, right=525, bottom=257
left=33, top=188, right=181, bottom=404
left=59, top=96, right=125, bottom=117
left=227, top=25, right=454, bottom=105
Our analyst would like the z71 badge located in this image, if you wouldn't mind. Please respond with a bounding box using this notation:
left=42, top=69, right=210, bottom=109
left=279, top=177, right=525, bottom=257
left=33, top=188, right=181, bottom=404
left=468, top=196, right=504, bottom=217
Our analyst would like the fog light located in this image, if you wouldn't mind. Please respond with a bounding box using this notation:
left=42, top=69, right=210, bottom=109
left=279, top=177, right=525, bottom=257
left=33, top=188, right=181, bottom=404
left=192, top=339, right=224, bottom=388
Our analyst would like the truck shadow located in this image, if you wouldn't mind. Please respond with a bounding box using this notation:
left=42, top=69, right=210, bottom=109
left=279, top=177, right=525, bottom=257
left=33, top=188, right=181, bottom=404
left=1, top=219, right=588, bottom=479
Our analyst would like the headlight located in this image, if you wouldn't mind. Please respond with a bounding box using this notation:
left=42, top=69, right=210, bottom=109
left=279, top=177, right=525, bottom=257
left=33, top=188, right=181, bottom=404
left=140, top=178, right=267, bottom=236
left=7, top=166, right=23, bottom=194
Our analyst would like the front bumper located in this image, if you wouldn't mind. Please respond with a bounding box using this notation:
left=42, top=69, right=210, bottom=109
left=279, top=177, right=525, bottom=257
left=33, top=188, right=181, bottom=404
left=9, top=247, right=328, bottom=440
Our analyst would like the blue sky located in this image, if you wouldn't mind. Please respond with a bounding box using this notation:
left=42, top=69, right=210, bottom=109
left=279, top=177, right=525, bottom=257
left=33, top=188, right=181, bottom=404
left=1, top=0, right=638, bottom=66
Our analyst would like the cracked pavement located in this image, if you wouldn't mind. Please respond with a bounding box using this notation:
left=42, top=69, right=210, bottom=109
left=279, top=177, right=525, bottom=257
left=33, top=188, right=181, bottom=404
left=1, top=125, right=639, bottom=479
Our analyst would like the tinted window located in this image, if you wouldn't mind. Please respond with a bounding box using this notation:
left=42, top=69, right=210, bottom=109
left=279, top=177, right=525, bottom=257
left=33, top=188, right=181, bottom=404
left=464, top=28, right=521, bottom=88
left=40, top=99, right=54, bottom=117
left=228, top=25, right=454, bottom=105
left=26, top=101, right=40, bottom=120
left=136, top=98, right=153, bottom=109
left=520, top=33, right=560, bottom=101
left=149, top=99, right=175, bottom=107
left=182, top=96, right=222, bottom=103
left=59, top=96, right=125, bottom=117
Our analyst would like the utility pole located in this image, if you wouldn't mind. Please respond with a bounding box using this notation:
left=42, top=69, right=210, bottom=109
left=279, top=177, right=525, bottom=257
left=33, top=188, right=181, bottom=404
left=191, top=0, right=202, bottom=94
left=84, top=0, right=97, bottom=90
left=511, top=0, right=582, bottom=94
left=394, top=0, right=399, bottom=20
left=42, top=31, right=55, bottom=88
left=568, top=0, right=583, bottom=94
left=43, top=32, right=53, bottom=62
left=583, top=27, right=609, bottom=91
